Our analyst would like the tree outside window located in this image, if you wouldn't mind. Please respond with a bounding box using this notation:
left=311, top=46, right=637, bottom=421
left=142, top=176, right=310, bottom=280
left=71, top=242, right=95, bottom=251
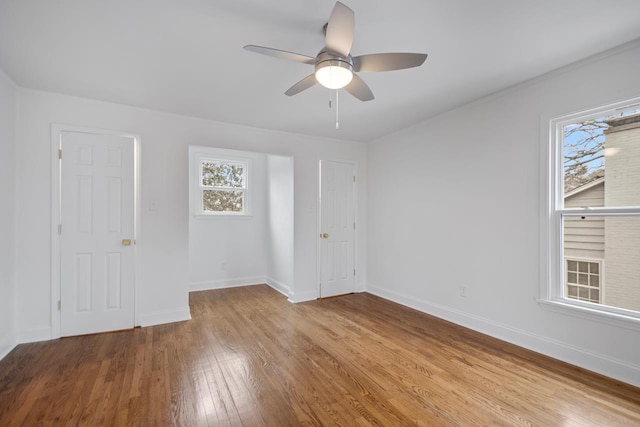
left=199, top=159, right=248, bottom=214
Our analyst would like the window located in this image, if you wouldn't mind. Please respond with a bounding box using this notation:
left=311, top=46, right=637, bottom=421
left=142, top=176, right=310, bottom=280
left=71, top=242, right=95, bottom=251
left=198, top=158, right=249, bottom=215
left=565, top=258, right=602, bottom=304
left=544, top=97, right=640, bottom=322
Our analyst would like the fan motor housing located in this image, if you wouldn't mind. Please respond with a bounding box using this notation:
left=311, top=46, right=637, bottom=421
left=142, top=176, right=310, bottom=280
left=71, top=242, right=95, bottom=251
left=315, top=49, right=354, bottom=74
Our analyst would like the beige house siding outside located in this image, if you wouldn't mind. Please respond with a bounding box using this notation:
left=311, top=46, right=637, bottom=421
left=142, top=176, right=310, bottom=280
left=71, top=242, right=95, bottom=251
left=603, top=113, right=640, bottom=311
left=564, top=181, right=604, bottom=260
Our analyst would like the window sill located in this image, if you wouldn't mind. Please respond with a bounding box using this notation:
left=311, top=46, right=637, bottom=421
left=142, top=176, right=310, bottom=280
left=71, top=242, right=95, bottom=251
left=193, top=213, right=253, bottom=220
left=538, top=299, right=640, bottom=332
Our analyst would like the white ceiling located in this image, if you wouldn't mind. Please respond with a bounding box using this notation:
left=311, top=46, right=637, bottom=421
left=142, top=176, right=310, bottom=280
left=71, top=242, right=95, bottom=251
left=1, top=0, right=640, bottom=142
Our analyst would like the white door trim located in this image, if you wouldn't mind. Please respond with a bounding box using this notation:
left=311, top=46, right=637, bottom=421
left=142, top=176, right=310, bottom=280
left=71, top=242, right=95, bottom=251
left=50, top=124, right=142, bottom=339
left=317, top=159, right=358, bottom=299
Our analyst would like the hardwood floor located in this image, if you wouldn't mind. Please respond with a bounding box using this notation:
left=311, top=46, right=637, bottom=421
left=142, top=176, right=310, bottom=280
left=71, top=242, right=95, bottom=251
left=1, top=285, right=639, bottom=426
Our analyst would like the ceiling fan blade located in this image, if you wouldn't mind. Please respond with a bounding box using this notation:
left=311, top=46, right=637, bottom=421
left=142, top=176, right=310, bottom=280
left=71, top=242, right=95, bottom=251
left=325, top=2, right=354, bottom=57
left=285, top=74, right=318, bottom=96
left=353, top=53, right=428, bottom=72
left=244, top=45, right=315, bottom=65
left=344, top=74, right=374, bottom=102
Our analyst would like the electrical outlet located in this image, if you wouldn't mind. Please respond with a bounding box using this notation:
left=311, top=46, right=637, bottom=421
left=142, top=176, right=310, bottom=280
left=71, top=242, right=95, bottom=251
left=221, top=261, right=227, bottom=271
left=459, top=286, right=467, bottom=297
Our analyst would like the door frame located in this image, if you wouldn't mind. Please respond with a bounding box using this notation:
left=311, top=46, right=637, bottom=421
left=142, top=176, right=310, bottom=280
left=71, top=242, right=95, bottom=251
left=50, top=124, right=142, bottom=339
left=316, top=159, right=358, bottom=298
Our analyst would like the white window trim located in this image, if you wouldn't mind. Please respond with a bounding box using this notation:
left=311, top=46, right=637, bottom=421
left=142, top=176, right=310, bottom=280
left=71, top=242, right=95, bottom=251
left=539, top=96, right=640, bottom=331
left=191, top=152, right=252, bottom=218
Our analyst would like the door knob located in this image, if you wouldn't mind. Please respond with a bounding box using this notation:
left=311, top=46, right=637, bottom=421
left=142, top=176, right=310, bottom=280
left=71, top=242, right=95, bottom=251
left=321, top=233, right=329, bottom=239
left=122, top=239, right=132, bottom=246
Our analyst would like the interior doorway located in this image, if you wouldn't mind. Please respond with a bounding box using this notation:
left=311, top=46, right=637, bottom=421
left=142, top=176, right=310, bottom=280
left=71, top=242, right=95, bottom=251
left=187, top=146, right=294, bottom=296
left=52, top=126, right=140, bottom=337
left=318, top=160, right=356, bottom=298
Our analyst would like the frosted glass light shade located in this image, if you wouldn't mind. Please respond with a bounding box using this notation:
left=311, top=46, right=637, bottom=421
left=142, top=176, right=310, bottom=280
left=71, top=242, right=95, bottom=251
left=315, top=60, right=353, bottom=89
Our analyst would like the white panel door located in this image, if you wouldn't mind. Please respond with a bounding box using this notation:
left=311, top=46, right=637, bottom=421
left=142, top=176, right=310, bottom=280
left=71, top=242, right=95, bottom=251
left=319, top=160, right=355, bottom=298
left=60, top=131, right=135, bottom=336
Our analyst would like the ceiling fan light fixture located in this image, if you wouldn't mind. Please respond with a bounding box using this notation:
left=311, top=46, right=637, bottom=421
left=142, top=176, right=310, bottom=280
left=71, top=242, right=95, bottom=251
left=315, top=59, right=353, bottom=89
left=245, top=2, right=427, bottom=102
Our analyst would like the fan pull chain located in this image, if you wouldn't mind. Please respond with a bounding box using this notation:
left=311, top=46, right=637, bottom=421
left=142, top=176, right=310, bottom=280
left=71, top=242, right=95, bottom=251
left=335, top=89, right=340, bottom=129
left=327, top=89, right=339, bottom=129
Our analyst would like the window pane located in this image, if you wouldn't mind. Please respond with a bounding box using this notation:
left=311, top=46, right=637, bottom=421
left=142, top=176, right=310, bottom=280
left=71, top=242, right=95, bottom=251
left=562, top=109, right=640, bottom=206
left=564, top=216, right=640, bottom=311
left=203, top=190, right=244, bottom=212
left=202, top=161, right=245, bottom=188
left=563, top=216, right=604, bottom=263
left=579, top=287, right=589, bottom=299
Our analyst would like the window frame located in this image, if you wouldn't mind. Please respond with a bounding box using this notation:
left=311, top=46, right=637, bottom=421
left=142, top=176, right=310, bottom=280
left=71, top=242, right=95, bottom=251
left=540, top=96, right=640, bottom=329
left=195, top=156, right=251, bottom=217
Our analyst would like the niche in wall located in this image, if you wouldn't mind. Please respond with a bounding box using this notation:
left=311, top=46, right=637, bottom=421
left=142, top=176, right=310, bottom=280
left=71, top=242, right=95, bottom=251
left=188, top=145, right=294, bottom=296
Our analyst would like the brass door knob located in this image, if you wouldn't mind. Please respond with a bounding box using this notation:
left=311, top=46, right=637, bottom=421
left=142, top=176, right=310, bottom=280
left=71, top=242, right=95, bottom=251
left=322, top=233, right=329, bottom=239
left=122, top=239, right=132, bottom=246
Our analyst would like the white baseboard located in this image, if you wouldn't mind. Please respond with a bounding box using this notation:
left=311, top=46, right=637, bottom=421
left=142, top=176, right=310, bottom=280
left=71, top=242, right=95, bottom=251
left=0, top=332, right=17, bottom=361
left=189, top=276, right=293, bottom=299
left=189, top=276, right=266, bottom=292
left=366, top=284, right=640, bottom=388
left=138, top=306, right=192, bottom=327
left=288, top=289, right=318, bottom=303
left=17, top=327, right=52, bottom=344
left=266, top=277, right=291, bottom=297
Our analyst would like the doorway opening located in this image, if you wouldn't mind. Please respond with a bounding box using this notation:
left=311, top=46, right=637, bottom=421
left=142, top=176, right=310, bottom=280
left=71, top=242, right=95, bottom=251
left=51, top=125, right=141, bottom=338
left=188, top=146, right=294, bottom=297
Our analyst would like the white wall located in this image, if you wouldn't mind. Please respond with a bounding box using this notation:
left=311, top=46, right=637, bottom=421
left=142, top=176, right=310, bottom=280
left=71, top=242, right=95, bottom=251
left=188, top=146, right=269, bottom=291
left=367, top=41, right=640, bottom=386
left=266, top=155, right=294, bottom=293
left=14, top=88, right=367, bottom=340
left=0, top=68, right=17, bottom=358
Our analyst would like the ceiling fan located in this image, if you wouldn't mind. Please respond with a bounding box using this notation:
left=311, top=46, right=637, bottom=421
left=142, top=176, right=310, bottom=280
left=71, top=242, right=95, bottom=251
left=244, top=1, right=428, bottom=102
